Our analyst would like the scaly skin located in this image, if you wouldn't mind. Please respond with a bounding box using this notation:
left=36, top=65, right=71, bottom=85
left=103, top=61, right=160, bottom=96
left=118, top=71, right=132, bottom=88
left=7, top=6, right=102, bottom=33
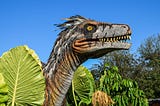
left=43, top=15, right=132, bottom=106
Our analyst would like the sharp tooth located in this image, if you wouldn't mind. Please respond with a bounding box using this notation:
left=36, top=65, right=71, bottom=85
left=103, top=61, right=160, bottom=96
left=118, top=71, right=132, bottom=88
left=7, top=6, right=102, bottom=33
left=126, top=35, right=129, bottom=39
left=126, top=35, right=131, bottom=40
left=117, top=37, right=118, bottom=40
left=101, top=38, right=104, bottom=42
left=124, top=36, right=126, bottom=39
left=113, top=38, right=115, bottom=42
left=106, top=38, right=109, bottom=42
left=119, top=36, right=121, bottom=40
left=105, top=38, right=107, bottom=42
left=129, top=36, right=131, bottom=40
left=101, top=38, right=103, bottom=42
left=121, top=36, right=123, bottom=39
left=110, top=38, right=112, bottom=42
left=100, top=38, right=106, bottom=42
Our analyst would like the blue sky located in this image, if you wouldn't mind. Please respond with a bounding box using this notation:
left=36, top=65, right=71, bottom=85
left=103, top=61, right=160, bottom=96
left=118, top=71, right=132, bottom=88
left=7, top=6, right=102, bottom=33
left=0, top=0, right=160, bottom=68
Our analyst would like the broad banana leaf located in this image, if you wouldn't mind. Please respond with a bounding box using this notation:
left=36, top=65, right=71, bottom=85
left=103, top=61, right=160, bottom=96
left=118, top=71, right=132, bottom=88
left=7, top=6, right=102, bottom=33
left=0, top=45, right=45, bottom=106
left=72, top=66, right=95, bottom=106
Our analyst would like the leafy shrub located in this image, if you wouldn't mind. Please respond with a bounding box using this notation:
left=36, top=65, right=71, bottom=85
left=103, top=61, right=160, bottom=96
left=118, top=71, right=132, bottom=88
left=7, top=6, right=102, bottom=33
left=98, top=64, right=148, bottom=106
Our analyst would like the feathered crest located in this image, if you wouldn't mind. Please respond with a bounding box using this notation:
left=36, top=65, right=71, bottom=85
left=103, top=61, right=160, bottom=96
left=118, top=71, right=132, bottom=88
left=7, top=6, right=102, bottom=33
left=55, top=15, right=88, bottom=29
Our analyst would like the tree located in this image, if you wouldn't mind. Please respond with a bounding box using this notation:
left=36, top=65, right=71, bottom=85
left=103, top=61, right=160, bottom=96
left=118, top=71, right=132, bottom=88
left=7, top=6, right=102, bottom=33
left=91, top=50, right=138, bottom=80
left=136, top=34, right=160, bottom=98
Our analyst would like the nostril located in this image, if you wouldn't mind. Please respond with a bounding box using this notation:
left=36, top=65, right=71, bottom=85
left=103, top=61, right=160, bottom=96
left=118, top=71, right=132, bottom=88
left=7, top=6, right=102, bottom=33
left=105, top=32, right=107, bottom=36
left=122, top=26, right=127, bottom=28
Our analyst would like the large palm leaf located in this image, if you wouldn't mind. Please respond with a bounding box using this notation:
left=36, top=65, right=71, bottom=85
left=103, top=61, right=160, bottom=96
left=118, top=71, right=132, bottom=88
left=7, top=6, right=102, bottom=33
left=72, top=66, right=95, bottom=106
left=0, top=45, right=45, bottom=106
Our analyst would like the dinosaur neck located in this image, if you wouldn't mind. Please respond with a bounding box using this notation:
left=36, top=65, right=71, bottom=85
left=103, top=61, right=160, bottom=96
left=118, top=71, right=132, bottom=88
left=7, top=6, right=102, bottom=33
left=43, top=50, right=84, bottom=106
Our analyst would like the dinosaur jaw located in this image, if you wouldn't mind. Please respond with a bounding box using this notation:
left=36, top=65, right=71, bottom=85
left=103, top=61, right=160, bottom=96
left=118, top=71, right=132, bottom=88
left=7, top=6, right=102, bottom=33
left=93, top=41, right=131, bottom=50
left=92, top=34, right=131, bottom=50
left=73, top=34, right=131, bottom=57
left=89, top=41, right=131, bottom=58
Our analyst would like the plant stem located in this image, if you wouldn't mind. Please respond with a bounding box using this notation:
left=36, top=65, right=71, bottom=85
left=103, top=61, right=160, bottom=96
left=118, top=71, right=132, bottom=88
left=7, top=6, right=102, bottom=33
left=72, top=80, right=77, bottom=106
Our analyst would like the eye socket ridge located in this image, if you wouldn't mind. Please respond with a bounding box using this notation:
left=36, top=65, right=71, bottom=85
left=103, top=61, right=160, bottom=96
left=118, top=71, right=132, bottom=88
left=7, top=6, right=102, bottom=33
left=84, top=24, right=97, bottom=34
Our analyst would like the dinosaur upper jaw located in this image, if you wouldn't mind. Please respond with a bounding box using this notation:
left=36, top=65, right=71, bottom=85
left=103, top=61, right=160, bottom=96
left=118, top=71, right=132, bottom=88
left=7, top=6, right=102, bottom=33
left=85, top=35, right=131, bottom=58
left=90, top=34, right=131, bottom=50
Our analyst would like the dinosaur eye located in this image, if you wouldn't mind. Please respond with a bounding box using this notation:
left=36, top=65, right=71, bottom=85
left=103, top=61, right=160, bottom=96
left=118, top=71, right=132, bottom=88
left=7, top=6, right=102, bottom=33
left=84, top=24, right=97, bottom=34
left=87, top=26, right=93, bottom=31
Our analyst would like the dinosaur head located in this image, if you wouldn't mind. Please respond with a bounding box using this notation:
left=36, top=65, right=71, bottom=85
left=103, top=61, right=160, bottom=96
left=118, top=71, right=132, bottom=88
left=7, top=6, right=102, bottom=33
left=56, top=15, right=131, bottom=59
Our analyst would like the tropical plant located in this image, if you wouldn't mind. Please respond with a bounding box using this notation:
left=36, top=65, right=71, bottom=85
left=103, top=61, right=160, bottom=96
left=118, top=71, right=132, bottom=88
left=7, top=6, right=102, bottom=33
left=98, top=64, right=148, bottom=106
left=0, top=45, right=150, bottom=106
left=67, top=66, right=95, bottom=106
left=0, top=45, right=45, bottom=106
left=67, top=66, right=114, bottom=106
left=0, top=73, right=8, bottom=106
left=67, top=64, right=148, bottom=106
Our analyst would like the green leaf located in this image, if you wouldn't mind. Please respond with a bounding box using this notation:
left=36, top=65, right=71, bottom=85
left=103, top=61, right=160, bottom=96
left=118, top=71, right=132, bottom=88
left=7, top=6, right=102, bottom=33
left=0, top=45, right=45, bottom=106
left=99, top=71, right=106, bottom=90
left=0, top=73, right=8, bottom=105
left=112, top=66, right=118, bottom=72
left=72, top=66, right=94, bottom=105
left=0, top=73, right=8, bottom=94
left=0, top=94, right=8, bottom=103
left=0, top=103, right=6, bottom=106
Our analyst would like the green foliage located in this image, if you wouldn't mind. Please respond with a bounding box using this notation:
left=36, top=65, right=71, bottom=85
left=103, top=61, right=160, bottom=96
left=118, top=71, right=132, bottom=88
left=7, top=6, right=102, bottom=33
left=0, top=73, right=8, bottom=106
left=67, top=65, right=148, bottom=106
left=99, top=50, right=138, bottom=79
left=98, top=64, right=148, bottom=106
left=0, top=45, right=45, bottom=106
left=137, top=34, right=160, bottom=98
left=67, top=66, right=95, bottom=106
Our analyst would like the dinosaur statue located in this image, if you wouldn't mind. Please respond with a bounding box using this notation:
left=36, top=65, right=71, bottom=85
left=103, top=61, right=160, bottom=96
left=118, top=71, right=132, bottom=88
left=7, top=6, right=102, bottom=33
left=43, top=15, right=132, bottom=106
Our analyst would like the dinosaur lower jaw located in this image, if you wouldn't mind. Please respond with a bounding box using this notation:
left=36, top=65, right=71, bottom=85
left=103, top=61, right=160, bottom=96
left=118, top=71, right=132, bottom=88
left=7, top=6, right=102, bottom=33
left=84, top=41, right=131, bottom=58
left=94, top=42, right=131, bottom=49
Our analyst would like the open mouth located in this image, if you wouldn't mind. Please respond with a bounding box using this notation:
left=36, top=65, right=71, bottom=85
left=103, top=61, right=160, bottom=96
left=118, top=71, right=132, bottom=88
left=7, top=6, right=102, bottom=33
left=99, top=35, right=131, bottom=42
left=89, top=34, right=131, bottom=43
left=87, top=34, right=132, bottom=50
left=73, top=34, right=132, bottom=54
